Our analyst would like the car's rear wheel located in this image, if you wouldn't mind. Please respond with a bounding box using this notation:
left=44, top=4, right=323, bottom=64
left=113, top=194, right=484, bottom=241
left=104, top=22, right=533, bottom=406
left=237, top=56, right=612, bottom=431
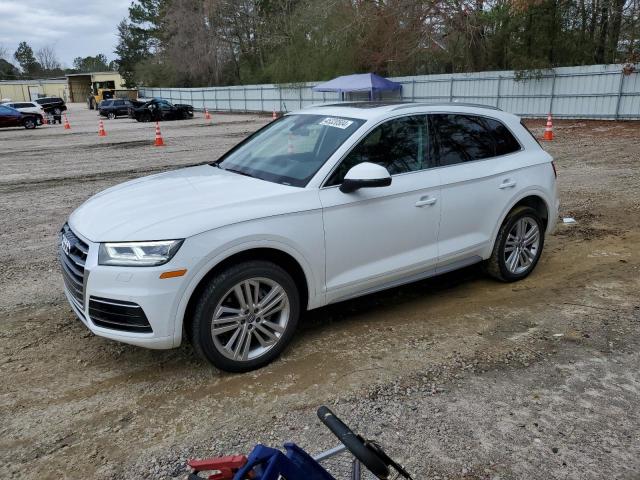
left=108, top=112, right=115, bottom=120
left=190, top=260, right=300, bottom=372
left=485, top=206, right=544, bottom=282
left=24, top=118, right=36, bottom=129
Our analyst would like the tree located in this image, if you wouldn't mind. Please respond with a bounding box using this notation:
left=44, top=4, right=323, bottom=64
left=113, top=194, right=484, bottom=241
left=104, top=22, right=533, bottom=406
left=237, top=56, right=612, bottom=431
left=36, top=45, right=61, bottom=71
left=115, top=19, right=153, bottom=87
left=14, top=41, right=40, bottom=75
left=0, top=59, right=20, bottom=80
left=72, top=54, right=111, bottom=72
left=114, top=0, right=640, bottom=87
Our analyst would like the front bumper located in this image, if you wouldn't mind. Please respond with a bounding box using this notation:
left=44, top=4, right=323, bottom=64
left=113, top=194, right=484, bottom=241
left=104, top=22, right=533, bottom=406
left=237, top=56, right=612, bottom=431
left=59, top=228, right=190, bottom=350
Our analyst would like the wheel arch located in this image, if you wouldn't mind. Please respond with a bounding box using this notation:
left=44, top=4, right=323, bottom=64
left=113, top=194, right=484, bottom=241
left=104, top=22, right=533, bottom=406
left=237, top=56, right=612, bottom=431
left=176, top=245, right=312, bottom=346
left=486, top=191, right=552, bottom=258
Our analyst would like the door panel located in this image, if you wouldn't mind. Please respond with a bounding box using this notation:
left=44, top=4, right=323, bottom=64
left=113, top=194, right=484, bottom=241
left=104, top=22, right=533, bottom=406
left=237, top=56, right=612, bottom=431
left=320, top=170, right=441, bottom=303
left=429, top=114, right=524, bottom=264
left=321, top=114, right=441, bottom=303
left=438, top=158, right=519, bottom=262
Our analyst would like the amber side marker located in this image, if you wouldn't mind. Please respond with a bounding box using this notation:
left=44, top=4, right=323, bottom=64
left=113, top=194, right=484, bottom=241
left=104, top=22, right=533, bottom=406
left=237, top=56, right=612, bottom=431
left=159, top=269, right=187, bottom=279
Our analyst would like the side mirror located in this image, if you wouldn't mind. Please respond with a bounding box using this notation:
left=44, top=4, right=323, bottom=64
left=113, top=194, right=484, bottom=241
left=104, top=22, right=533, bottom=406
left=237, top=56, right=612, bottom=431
left=339, top=162, right=392, bottom=193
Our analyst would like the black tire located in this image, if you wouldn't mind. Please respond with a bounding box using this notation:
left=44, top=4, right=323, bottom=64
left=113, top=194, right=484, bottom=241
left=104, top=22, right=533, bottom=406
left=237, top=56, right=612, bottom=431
left=24, top=118, right=36, bottom=129
left=484, top=206, right=545, bottom=282
left=108, top=112, right=116, bottom=120
left=190, top=260, right=300, bottom=372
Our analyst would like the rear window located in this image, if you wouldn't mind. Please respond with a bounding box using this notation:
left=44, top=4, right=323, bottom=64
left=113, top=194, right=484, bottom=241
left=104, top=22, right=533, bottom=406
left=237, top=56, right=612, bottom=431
left=483, top=118, right=521, bottom=156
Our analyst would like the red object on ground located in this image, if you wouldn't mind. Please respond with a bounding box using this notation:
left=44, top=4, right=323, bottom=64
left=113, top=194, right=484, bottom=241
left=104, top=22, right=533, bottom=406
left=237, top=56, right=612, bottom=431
left=63, top=113, right=71, bottom=130
left=154, top=121, right=165, bottom=146
left=205, top=108, right=212, bottom=120
left=542, top=113, right=554, bottom=141
left=98, top=119, right=107, bottom=137
left=272, top=110, right=277, bottom=120
left=187, top=454, right=248, bottom=480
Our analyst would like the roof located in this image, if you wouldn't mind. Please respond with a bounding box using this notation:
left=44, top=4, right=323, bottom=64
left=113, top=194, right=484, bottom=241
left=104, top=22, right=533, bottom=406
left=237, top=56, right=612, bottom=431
left=311, top=73, right=402, bottom=93
left=294, top=101, right=514, bottom=122
left=65, top=72, right=121, bottom=77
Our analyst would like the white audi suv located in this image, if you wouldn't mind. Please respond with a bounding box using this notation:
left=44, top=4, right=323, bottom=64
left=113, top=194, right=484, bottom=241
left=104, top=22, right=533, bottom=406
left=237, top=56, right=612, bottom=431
left=59, top=102, right=559, bottom=371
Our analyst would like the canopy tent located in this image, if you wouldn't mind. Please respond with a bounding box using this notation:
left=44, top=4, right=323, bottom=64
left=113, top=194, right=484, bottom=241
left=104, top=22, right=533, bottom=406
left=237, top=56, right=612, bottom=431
left=311, top=73, right=402, bottom=101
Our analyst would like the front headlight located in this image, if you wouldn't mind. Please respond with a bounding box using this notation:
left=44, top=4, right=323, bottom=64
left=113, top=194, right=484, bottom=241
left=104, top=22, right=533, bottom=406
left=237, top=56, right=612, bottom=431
left=98, top=240, right=184, bottom=267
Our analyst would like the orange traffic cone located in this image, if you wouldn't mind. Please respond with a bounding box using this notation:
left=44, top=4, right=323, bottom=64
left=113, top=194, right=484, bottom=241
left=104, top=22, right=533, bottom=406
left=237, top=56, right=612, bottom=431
left=272, top=110, right=277, bottom=120
left=204, top=108, right=211, bottom=120
left=63, top=113, right=71, bottom=130
left=154, top=122, right=165, bottom=146
left=98, top=119, right=107, bottom=137
left=41, top=113, right=48, bottom=125
left=542, top=113, right=554, bottom=141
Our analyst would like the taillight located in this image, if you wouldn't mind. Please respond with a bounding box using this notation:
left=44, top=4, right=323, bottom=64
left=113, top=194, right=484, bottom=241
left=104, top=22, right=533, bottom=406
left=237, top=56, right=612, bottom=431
left=551, top=161, right=557, bottom=178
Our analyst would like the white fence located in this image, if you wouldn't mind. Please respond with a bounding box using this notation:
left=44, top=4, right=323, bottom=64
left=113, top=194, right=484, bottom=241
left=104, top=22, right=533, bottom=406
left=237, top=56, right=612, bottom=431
left=140, top=63, right=640, bottom=119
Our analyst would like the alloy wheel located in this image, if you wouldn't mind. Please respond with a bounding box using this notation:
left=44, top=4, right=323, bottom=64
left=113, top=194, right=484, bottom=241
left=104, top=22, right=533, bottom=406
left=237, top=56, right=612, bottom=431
left=504, top=216, right=540, bottom=275
left=211, top=277, right=290, bottom=362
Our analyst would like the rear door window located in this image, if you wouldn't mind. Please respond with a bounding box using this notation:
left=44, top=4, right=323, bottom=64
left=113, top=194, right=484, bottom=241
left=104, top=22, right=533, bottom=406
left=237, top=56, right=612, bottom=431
left=429, top=114, right=496, bottom=166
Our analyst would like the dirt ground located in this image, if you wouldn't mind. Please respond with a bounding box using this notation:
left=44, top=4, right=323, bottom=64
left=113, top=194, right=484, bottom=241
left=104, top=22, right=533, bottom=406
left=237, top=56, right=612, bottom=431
left=0, top=106, right=639, bottom=480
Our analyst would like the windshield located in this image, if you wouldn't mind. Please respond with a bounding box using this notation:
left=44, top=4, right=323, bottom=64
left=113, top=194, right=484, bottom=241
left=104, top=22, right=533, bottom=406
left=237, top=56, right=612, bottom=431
left=216, top=114, right=365, bottom=187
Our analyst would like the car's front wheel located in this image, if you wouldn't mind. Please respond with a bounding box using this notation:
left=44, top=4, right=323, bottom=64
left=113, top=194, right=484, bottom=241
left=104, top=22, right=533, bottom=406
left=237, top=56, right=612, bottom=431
left=23, top=118, right=36, bottom=129
left=190, top=260, right=300, bottom=372
left=485, top=206, right=545, bottom=282
left=108, top=112, right=115, bottom=120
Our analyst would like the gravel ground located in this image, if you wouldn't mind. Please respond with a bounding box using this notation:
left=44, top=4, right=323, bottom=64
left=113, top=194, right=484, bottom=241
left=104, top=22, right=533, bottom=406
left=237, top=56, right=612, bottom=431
left=0, top=107, right=639, bottom=479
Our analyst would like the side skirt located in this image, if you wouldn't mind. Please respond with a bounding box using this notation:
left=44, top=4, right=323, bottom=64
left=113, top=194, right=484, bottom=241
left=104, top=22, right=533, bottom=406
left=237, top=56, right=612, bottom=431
left=329, top=255, right=483, bottom=305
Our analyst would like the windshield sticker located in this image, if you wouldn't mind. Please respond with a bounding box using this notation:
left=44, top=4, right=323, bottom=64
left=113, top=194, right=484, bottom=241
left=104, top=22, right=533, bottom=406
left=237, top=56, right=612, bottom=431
left=319, top=117, right=354, bottom=129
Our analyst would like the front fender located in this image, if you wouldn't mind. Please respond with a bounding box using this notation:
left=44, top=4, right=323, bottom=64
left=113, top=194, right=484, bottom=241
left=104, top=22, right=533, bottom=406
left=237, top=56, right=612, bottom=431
left=170, top=217, right=325, bottom=347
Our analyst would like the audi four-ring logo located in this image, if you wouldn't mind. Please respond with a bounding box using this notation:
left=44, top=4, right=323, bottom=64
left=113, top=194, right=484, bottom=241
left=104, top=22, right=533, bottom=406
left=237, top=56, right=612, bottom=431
left=61, top=234, right=72, bottom=256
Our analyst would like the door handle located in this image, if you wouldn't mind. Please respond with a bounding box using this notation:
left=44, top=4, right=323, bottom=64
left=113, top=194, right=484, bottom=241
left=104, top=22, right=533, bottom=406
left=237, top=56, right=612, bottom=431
left=499, top=180, right=516, bottom=189
left=415, top=196, right=437, bottom=207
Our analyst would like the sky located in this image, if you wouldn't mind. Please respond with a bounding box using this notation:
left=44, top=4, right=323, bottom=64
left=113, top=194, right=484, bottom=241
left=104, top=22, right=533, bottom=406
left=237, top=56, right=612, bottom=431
left=0, top=0, right=131, bottom=68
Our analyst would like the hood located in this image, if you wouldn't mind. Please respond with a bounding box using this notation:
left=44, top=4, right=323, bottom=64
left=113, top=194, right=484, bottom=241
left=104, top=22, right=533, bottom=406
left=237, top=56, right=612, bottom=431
left=69, top=165, right=315, bottom=242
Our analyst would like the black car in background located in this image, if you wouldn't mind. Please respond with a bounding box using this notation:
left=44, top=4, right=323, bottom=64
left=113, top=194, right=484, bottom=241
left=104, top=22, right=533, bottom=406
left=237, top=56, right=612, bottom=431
left=99, top=99, right=133, bottom=119
left=0, top=104, right=42, bottom=129
left=128, top=98, right=194, bottom=122
left=34, top=97, right=67, bottom=115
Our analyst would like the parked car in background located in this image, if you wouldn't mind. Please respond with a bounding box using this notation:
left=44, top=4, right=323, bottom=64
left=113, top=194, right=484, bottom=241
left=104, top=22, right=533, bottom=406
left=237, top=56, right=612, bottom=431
left=1, top=101, right=45, bottom=116
left=0, top=104, right=42, bottom=129
left=98, top=99, right=133, bottom=119
left=35, top=97, right=67, bottom=115
left=60, top=102, right=558, bottom=372
left=129, top=98, right=194, bottom=122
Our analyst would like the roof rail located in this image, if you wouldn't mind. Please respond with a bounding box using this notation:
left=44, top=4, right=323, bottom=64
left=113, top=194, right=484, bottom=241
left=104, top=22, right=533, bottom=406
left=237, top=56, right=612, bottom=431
left=391, top=102, right=503, bottom=111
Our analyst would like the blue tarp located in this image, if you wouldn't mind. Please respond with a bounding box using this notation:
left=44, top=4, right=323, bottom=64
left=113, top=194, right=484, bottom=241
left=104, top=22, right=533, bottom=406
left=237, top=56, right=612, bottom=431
left=311, top=73, right=402, bottom=100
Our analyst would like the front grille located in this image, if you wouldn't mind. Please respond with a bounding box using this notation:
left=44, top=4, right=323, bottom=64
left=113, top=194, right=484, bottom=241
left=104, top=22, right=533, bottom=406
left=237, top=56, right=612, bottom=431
left=89, top=297, right=152, bottom=333
left=59, top=224, right=88, bottom=309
